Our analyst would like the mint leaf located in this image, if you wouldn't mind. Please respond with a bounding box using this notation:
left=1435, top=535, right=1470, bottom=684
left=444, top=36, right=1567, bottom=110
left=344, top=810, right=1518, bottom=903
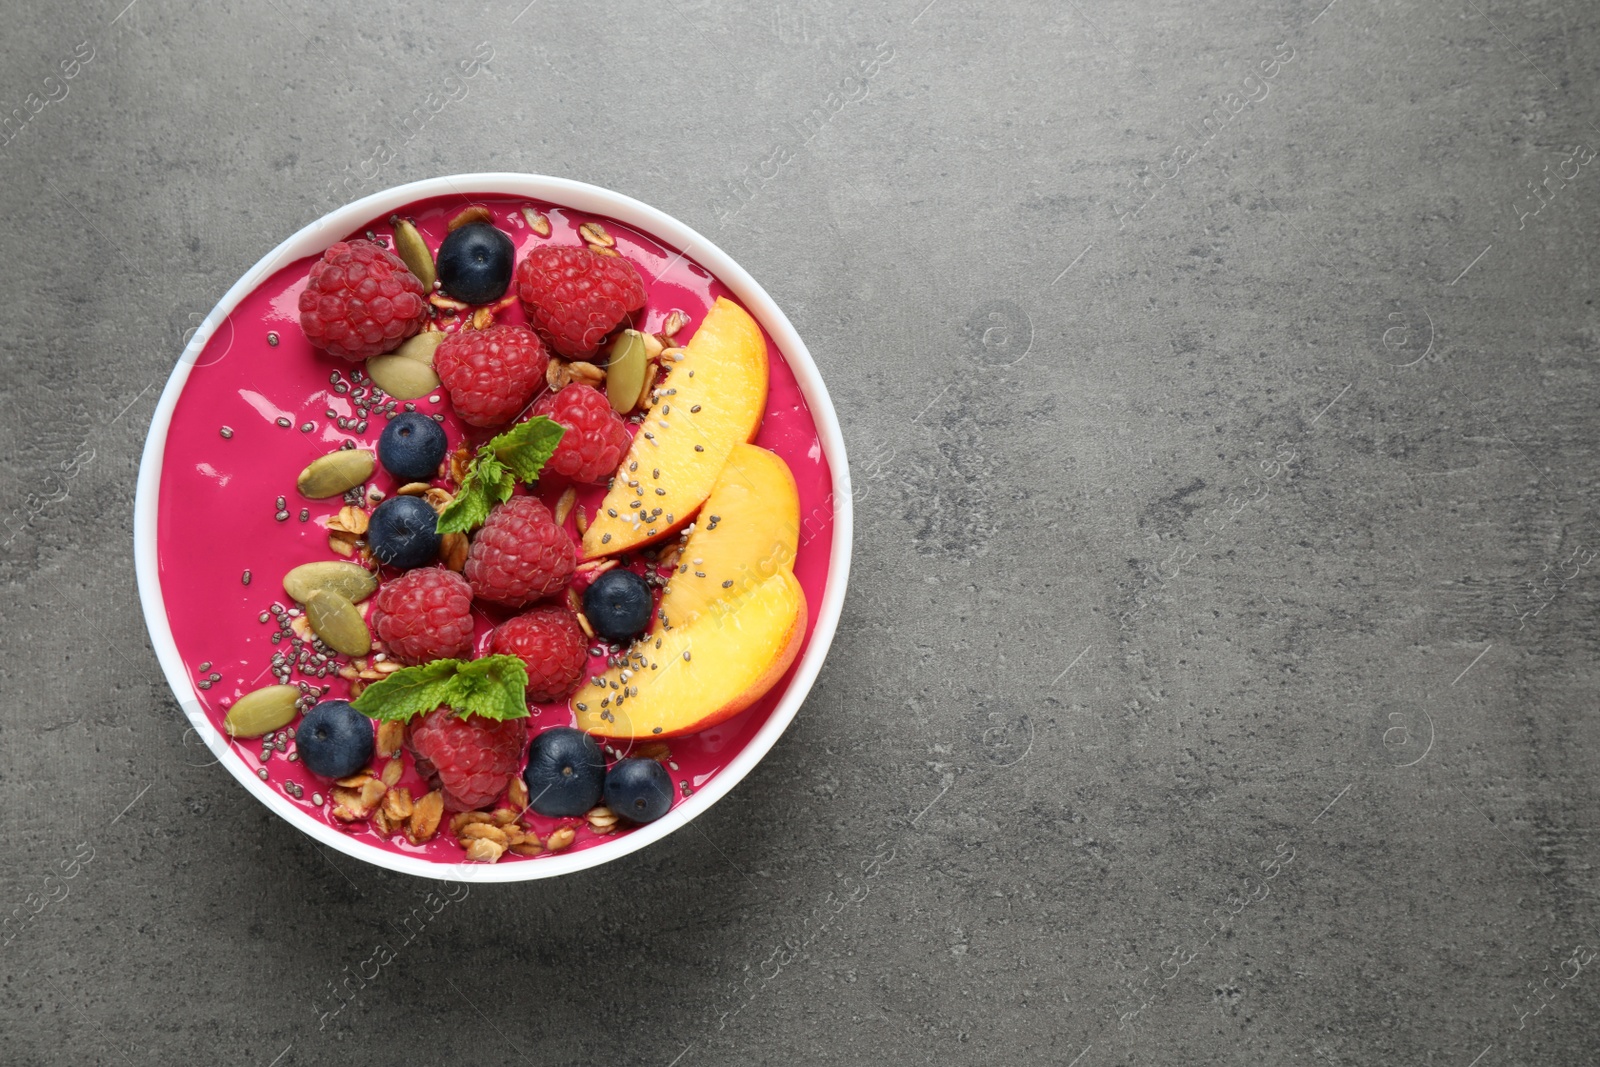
left=487, top=416, right=565, bottom=483
left=436, top=453, right=508, bottom=534
left=449, top=656, right=531, bottom=721
left=351, top=660, right=460, bottom=722
left=478, top=454, right=517, bottom=505
left=351, top=655, right=530, bottom=723
left=434, top=418, right=564, bottom=535
left=435, top=486, right=491, bottom=535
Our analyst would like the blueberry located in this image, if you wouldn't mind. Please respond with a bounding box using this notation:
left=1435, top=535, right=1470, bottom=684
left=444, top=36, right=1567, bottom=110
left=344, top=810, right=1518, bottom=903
left=367, top=495, right=440, bottom=569
left=523, top=727, right=606, bottom=816
left=436, top=222, right=514, bottom=304
left=582, top=568, right=654, bottom=644
left=297, top=701, right=374, bottom=779
left=377, top=412, right=448, bottom=482
left=604, top=757, right=674, bottom=824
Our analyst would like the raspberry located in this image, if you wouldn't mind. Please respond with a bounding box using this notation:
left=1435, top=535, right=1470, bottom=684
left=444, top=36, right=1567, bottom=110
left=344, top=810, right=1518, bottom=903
left=407, top=707, right=526, bottom=810
left=435, top=324, right=549, bottom=428
left=465, top=497, right=576, bottom=607
left=298, top=240, right=428, bottom=361
left=532, top=385, right=632, bottom=483
left=489, top=606, right=589, bottom=702
left=368, top=568, right=475, bottom=666
left=514, top=244, right=647, bottom=359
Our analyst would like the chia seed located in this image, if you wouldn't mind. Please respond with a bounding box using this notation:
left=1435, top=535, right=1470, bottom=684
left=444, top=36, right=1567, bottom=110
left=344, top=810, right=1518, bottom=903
left=300, top=421, right=314, bottom=433
left=257, top=768, right=269, bottom=780
left=275, top=511, right=289, bottom=522
left=690, top=405, right=701, bottom=413
left=198, top=680, right=212, bottom=690
left=219, top=426, right=234, bottom=439
left=722, top=580, right=734, bottom=588
left=429, top=395, right=441, bottom=404
left=241, top=570, right=252, bottom=585
left=199, top=661, right=212, bottom=672
left=694, top=445, right=705, bottom=452
left=299, top=509, right=310, bottom=522
left=334, top=382, right=349, bottom=395
left=267, top=331, right=280, bottom=347
left=312, top=793, right=323, bottom=806
left=277, top=416, right=291, bottom=428
left=432, top=414, right=444, bottom=422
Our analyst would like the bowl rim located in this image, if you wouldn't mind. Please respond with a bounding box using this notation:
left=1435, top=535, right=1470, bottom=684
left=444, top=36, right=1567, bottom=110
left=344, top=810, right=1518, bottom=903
left=132, top=173, right=853, bottom=882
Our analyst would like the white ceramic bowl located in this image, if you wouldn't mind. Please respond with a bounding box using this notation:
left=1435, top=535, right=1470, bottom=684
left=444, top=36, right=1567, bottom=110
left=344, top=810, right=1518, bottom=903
left=133, top=174, right=852, bottom=881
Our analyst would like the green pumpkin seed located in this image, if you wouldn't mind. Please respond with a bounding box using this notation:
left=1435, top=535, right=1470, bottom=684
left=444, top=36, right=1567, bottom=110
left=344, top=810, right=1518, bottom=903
left=224, top=684, right=301, bottom=739
left=606, top=329, right=649, bottom=414
left=393, top=329, right=444, bottom=367
left=392, top=217, right=436, bottom=291
left=283, top=561, right=377, bottom=605
left=367, top=352, right=441, bottom=400
left=297, top=449, right=375, bottom=499
left=305, top=589, right=372, bottom=656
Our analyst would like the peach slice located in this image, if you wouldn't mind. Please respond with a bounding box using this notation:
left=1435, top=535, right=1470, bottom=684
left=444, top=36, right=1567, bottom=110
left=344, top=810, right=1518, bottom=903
left=581, top=297, right=768, bottom=557
left=655, top=443, right=799, bottom=630
left=573, top=571, right=807, bottom=740
left=572, top=444, right=806, bottom=740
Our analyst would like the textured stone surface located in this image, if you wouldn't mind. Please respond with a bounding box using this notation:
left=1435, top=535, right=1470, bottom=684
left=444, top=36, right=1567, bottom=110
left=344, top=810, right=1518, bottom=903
left=4, top=0, right=1600, bottom=1063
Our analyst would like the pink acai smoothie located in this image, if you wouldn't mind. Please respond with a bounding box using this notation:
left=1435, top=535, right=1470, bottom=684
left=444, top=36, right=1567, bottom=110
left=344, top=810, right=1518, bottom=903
left=155, top=194, right=834, bottom=864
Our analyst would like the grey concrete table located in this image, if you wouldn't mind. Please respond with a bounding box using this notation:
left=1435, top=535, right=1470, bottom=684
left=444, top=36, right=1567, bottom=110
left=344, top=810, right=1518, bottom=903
left=4, top=0, right=1598, bottom=1063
